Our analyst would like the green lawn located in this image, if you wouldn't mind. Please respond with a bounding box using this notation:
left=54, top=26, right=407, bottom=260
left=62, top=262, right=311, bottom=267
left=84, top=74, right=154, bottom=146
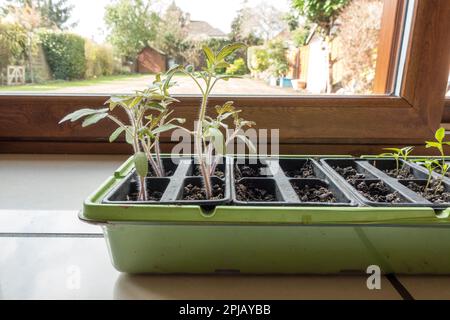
left=0, top=74, right=149, bottom=92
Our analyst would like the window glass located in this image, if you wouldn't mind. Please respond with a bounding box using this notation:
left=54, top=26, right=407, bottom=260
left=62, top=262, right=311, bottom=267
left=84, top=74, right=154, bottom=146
left=446, top=68, right=450, bottom=97
left=0, top=0, right=393, bottom=95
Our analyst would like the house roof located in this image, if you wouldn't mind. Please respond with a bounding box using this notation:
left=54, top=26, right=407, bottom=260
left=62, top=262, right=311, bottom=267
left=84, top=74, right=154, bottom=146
left=305, top=25, right=319, bottom=45
left=186, top=20, right=227, bottom=40
left=139, top=46, right=166, bottom=56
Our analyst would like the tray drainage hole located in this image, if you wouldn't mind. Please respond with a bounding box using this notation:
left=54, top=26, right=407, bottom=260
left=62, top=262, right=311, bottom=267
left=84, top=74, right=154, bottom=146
left=435, top=209, right=449, bottom=219
left=200, top=205, right=217, bottom=217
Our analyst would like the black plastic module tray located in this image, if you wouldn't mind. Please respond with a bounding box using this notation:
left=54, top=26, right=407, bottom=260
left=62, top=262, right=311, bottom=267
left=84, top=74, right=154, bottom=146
left=103, top=156, right=232, bottom=206
left=321, top=158, right=450, bottom=209
left=232, top=157, right=358, bottom=206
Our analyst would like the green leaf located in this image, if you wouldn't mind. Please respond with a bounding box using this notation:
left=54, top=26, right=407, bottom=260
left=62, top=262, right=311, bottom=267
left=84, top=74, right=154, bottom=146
left=59, top=108, right=108, bottom=124
left=426, top=141, right=441, bottom=149
left=166, top=64, right=182, bottom=76
left=202, top=45, right=216, bottom=66
left=125, top=127, right=134, bottom=145
left=138, top=128, right=154, bottom=140
left=377, top=153, right=392, bottom=157
left=237, top=135, right=257, bottom=154
left=109, top=127, right=126, bottom=143
left=215, top=61, right=230, bottom=69
left=106, top=96, right=129, bottom=111
left=154, top=73, right=162, bottom=84
left=128, top=95, right=144, bottom=109
left=152, top=124, right=179, bottom=135
left=435, top=127, right=446, bottom=142
left=383, top=148, right=401, bottom=153
left=205, top=127, right=225, bottom=155
left=216, top=43, right=246, bottom=62
left=82, top=112, right=108, bottom=127
left=134, top=152, right=148, bottom=178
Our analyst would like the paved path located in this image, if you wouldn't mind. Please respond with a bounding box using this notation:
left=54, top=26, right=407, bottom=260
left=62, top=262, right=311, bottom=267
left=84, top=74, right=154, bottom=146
left=50, top=75, right=300, bottom=95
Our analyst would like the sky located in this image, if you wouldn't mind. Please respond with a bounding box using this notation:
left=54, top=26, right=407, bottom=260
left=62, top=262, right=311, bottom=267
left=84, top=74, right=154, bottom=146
left=68, top=0, right=291, bottom=43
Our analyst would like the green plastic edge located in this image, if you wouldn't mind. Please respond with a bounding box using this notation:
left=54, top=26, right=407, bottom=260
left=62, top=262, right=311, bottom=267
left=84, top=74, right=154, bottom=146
left=81, top=155, right=450, bottom=225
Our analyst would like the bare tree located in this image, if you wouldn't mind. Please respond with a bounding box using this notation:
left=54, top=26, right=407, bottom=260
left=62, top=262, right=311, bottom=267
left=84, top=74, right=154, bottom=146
left=239, top=1, right=287, bottom=42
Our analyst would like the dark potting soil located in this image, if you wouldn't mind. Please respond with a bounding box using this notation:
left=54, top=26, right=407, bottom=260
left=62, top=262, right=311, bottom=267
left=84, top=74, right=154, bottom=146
left=235, top=183, right=277, bottom=202
left=382, top=168, right=415, bottom=180
left=193, top=165, right=225, bottom=179
left=355, top=181, right=402, bottom=203
left=284, top=161, right=316, bottom=178
left=293, top=184, right=337, bottom=203
left=405, top=181, right=450, bottom=204
left=127, top=190, right=164, bottom=202
left=183, top=183, right=225, bottom=201
left=235, top=165, right=269, bottom=179
left=333, top=166, right=366, bottom=182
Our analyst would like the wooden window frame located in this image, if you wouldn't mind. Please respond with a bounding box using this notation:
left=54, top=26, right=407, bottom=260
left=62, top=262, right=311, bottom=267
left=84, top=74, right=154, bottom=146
left=0, top=0, right=449, bottom=155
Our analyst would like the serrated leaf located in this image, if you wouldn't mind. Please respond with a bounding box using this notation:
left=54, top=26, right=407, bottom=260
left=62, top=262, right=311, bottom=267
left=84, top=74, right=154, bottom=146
left=82, top=112, right=108, bottom=127
left=216, top=101, right=235, bottom=116
left=134, top=152, right=148, bottom=178
left=109, top=127, right=125, bottom=143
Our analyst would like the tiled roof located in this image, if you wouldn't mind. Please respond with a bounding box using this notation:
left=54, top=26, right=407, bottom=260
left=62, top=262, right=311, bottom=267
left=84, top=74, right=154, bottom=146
left=186, top=20, right=226, bottom=40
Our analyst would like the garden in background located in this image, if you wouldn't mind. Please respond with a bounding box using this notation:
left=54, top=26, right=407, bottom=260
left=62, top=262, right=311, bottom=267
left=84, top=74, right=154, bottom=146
left=0, top=0, right=384, bottom=95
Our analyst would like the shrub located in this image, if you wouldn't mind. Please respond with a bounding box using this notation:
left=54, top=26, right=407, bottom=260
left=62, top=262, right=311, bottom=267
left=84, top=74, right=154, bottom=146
left=226, top=58, right=248, bottom=75
left=85, top=40, right=115, bottom=78
left=248, top=46, right=270, bottom=73
left=291, top=27, right=311, bottom=48
left=0, top=22, right=28, bottom=78
left=267, top=40, right=288, bottom=77
left=40, top=31, right=86, bottom=80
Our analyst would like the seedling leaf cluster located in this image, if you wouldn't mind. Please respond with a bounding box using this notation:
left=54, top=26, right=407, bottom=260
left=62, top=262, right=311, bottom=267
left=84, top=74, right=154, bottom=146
left=60, top=43, right=255, bottom=201
left=378, top=128, right=450, bottom=195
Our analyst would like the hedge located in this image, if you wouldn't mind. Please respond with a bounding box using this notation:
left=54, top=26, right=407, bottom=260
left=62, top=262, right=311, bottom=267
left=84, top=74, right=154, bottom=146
left=40, top=31, right=86, bottom=80
left=85, top=40, right=115, bottom=79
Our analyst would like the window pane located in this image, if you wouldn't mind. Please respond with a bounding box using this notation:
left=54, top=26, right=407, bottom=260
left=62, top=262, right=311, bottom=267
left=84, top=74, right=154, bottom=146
left=447, top=68, right=450, bottom=97
left=0, top=0, right=397, bottom=95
